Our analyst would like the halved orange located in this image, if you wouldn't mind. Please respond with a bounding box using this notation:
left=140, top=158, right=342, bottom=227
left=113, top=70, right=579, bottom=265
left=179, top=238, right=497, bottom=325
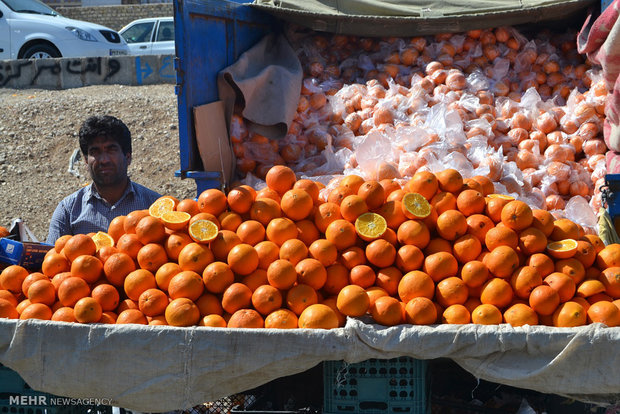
left=402, top=192, right=431, bottom=219
left=188, top=219, right=219, bottom=244
left=486, top=194, right=515, bottom=200
left=161, top=211, right=191, bottom=231
left=355, top=212, right=387, bottom=241
left=91, top=231, right=114, bottom=251
left=149, top=196, right=177, bottom=218
left=546, top=239, right=578, bottom=259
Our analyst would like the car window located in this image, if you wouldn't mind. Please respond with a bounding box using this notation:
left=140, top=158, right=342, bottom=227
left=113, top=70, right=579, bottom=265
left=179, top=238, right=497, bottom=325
left=156, top=21, right=174, bottom=42
left=2, top=0, right=57, bottom=15
left=121, top=22, right=155, bottom=44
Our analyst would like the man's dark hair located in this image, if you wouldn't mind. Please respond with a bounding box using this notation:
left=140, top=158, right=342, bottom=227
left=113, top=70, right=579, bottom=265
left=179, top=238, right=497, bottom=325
left=79, top=115, right=132, bottom=156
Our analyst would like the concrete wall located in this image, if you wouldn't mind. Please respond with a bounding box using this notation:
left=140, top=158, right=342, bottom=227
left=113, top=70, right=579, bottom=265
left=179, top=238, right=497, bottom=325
left=54, top=4, right=173, bottom=31
left=0, top=55, right=174, bottom=89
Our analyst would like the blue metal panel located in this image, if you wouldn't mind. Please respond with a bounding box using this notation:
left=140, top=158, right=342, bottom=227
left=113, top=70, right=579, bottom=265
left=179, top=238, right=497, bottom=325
left=174, top=0, right=275, bottom=195
left=605, top=174, right=620, bottom=219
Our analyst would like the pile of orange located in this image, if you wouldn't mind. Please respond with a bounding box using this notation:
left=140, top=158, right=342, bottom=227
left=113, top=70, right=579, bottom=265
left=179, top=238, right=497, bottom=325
left=1, top=166, right=619, bottom=329
left=231, top=26, right=606, bottom=218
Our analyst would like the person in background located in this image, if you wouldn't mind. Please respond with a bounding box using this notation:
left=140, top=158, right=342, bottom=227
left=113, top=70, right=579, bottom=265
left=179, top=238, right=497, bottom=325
left=46, top=115, right=161, bottom=244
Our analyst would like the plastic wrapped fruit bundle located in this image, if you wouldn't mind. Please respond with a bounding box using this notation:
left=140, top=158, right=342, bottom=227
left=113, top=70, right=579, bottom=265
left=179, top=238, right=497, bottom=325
left=231, top=26, right=608, bottom=221
left=2, top=166, right=620, bottom=328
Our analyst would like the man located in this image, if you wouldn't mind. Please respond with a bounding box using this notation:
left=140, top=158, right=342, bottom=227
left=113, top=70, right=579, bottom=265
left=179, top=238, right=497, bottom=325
left=46, top=115, right=161, bottom=244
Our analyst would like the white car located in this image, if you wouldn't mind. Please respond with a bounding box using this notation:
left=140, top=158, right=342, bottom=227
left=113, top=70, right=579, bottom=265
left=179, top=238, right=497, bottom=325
left=119, top=17, right=175, bottom=56
left=0, top=0, right=129, bottom=60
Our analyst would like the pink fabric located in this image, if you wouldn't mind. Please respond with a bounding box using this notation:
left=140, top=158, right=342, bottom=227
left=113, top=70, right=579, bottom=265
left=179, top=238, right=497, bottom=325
left=606, top=150, right=620, bottom=173
left=578, top=0, right=620, bottom=157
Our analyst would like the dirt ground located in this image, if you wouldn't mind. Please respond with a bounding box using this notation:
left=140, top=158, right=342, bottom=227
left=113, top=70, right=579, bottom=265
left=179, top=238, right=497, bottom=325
left=0, top=84, right=196, bottom=242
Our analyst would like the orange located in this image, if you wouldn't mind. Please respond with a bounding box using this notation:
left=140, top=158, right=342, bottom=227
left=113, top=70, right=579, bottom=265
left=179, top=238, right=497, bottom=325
left=555, top=258, right=585, bottom=285
left=431, top=192, right=457, bottom=215
left=250, top=198, right=281, bottom=226
left=235, top=220, right=265, bottom=246
left=63, top=234, right=97, bottom=262
left=202, top=262, right=234, bottom=294
left=395, top=245, right=424, bottom=273
left=281, top=189, right=314, bottom=221
left=54, top=234, right=73, bottom=254
left=124, top=269, right=157, bottom=301
left=218, top=211, right=242, bottom=231
left=51, top=306, right=76, bottom=323
left=176, top=198, right=201, bottom=217
left=123, top=210, right=150, bottom=235
left=436, top=168, right=463, bottom=193
left=357, top=181, right=385, bottom=210
left=577, top=279, right=606, bottom=298
left=227, top=186, right=255, bottom=214
left=210, top=230, right=241, bottom=261
left=480, top=278, right=514, bottom=309
left=41, top=252, right=70, bottom=277
left=265, top=308, right=299, bottom=329
left=596, top=244, right=620, bottom=269
left=398, top=270, right=435, bottom=302
left=441, top=304, right=471, bottom=324
left=91, top=283, right=120, bottom=312
left=460, top=261, right=489, bottom=288
left=436, top=210, right=467, bottom=241
left=26, top=280, right=56, bottom=306
left=485, top=226, right=518, bottom=251
left=57, top=276, right=90, bottom=307
left=404, top=297, right=437, bottom=325
left=165, top=298, right=200, bottom=327
left=471, top=304, right=503, bottom=325
left=339, top=246, right=366, bottom=269
left=116, top=309, right=148, bottom=325
left=328, top=186, right=355, bottom=205
left=339, top=175, right=366, bottom=194
left=456, top=189, right=485, bottom=216
left=314, top=202, right=342, bottom=233
left=325, top=219, right=357, bottom=251
left=337, top=284, right=370, bottom=317
left=0, top=290, right=18, bottom=307
left=354, top=212, right=387, bottom=241
left=251, top=284, right=283, bottom=316
left=485, top=195, right=514, bottom=224
left=168, top=270, right=204, bottom=301
left=188, top=219, right=219, bottom=244
left=471, top=175, right=495, bottom=196
left=294, top=179, right=320, bottom=204
left=266, top=165, right=297, bottom=196
left=267, top=259, right=297, bottom=290
left=136, top=243, right=168, bottom=273
left=401, top=193, right=432, bottom=220
left=195, top=292, right=223, bottom=316
left=453, top=234, right=482, bottom=264
left=103, top=252, right=136, bottom=287
left=16, top=299, right=32, bottom=315
left=349, top=265, right=376, bottom=288
left=227, top=308, right=264, bottom=328
left=200, top=314, right=227, bottom=327
left=600, top=267, right=620, bottom=298
left=322, top=264, right=349, bottom=295
left=370, top=296, right=404, bottom=326
left=424, top=238, right=452, bottom=256
left=544, top=272, right=576, bottom=303
left=115, top=233, right=144, bottom=260
left=178, top=242, right=214, bottom=274
left=286, top=284, right=319, bottom=315
left=582, top=234, right=605, bottom=254
left=19, top=303, right=53, bottom=320
left=163, top=232, right=192, bottom=262
left=518, top=227, right=547, bottom=255
left=405, top=171, right=438, bottom=201
left=423, top=252, right=458, bottom=282
left=73, top=297, right=103, bottom=323
left=366, top=239, right=396, bottom=268
left=396, top=220, right=430, bottom=249
left=226, top=244, right=259, bottom=276
left=135, top=215, right=166, bottom=245
left=503, top=303, right=539, bottom=327
left=546, top=239, right=578, bottom=260
left=279, top=238, right=308, bottom=265
left=96, top=246, right=118, bottom=264
left=376, top=200, right=407, bottom=229
left=197, top=188, right=228, bottom=216
left=573, top=240, right=596, bottom=268
left=255, top=241, right=280, bottom=270
left=529, top=285, right=560, bottom=316
left=107, top=216, right=126, bottom=243
left=500, top=200, right=533, bottom=231
left=435, top=277, right=468, bottom=307
left=531, top=209, right=555, bottom=237
left=510, top=266, right=542, bottom=299
left=221, top=282, right=253, bottom=315
left=309, top=239, right=338, bottom=267
left=148, top=196, right=177, bottom=218
left=375, top=267, right=402, bottom=296
left=69, top=254, right=103, bottom=284
left=298, top=304, right=339, bottom=329
left=296, top=220, right=320, bottom=246
left=266, top=217, right=299, bottom=246
left=484, top=246, right=520, bottom=278
left=552, top=301, right=586, bottom=327
left=550, top=218, right=580, bottom=241
left=586, top=301, right=620, bottom=326
left=116, top=298, right=139, bottom=313
left=91, top=231, right=115, bottom=252
left=295, top=258, right=327, bottom=290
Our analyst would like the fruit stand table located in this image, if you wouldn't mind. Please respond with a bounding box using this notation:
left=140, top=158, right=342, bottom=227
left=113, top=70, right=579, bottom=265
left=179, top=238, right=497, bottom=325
left=0, top=317, right=618, bottom=412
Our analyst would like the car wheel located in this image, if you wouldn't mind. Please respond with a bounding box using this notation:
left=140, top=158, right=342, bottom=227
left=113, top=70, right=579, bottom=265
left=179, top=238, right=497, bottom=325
left=23, top=44, right=61, bottom=59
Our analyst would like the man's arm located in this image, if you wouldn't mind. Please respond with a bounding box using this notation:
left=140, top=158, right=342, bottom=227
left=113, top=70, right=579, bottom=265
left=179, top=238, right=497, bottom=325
left=46, top=200, right=71, bottom=244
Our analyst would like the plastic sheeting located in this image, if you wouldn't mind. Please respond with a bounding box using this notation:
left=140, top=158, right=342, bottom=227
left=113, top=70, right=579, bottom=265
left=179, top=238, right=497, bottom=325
left=0, top=318, right=619, bottom=412
left=251, top=0, right=595, bottom=36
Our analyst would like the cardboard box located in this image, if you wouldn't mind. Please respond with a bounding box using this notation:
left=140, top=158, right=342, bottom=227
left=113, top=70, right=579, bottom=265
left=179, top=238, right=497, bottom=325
left=0, top=238, right=53, bottom=269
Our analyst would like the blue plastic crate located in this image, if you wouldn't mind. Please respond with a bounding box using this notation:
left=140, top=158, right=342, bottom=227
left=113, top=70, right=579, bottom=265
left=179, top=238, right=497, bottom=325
left=323, top=357, right=428, bottom=414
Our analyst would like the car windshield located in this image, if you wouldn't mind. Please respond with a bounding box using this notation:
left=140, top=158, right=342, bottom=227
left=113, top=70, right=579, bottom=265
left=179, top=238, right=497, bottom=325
left=1, top=0, right=57, bottom=15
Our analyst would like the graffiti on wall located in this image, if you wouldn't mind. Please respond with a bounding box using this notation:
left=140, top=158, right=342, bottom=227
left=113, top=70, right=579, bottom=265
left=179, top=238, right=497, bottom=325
left=135, top=55, right=175, bottom=85
left=0, top=57, right=121, bottom=87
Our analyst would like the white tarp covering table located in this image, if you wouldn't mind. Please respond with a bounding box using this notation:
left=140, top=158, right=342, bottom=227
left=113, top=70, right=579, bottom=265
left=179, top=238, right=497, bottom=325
left=0, top=318, right=619, bottom=412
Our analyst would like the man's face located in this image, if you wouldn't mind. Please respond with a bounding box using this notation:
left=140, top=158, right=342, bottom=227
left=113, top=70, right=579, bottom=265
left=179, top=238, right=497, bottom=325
left=85, top=136, right=131, bottom=188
